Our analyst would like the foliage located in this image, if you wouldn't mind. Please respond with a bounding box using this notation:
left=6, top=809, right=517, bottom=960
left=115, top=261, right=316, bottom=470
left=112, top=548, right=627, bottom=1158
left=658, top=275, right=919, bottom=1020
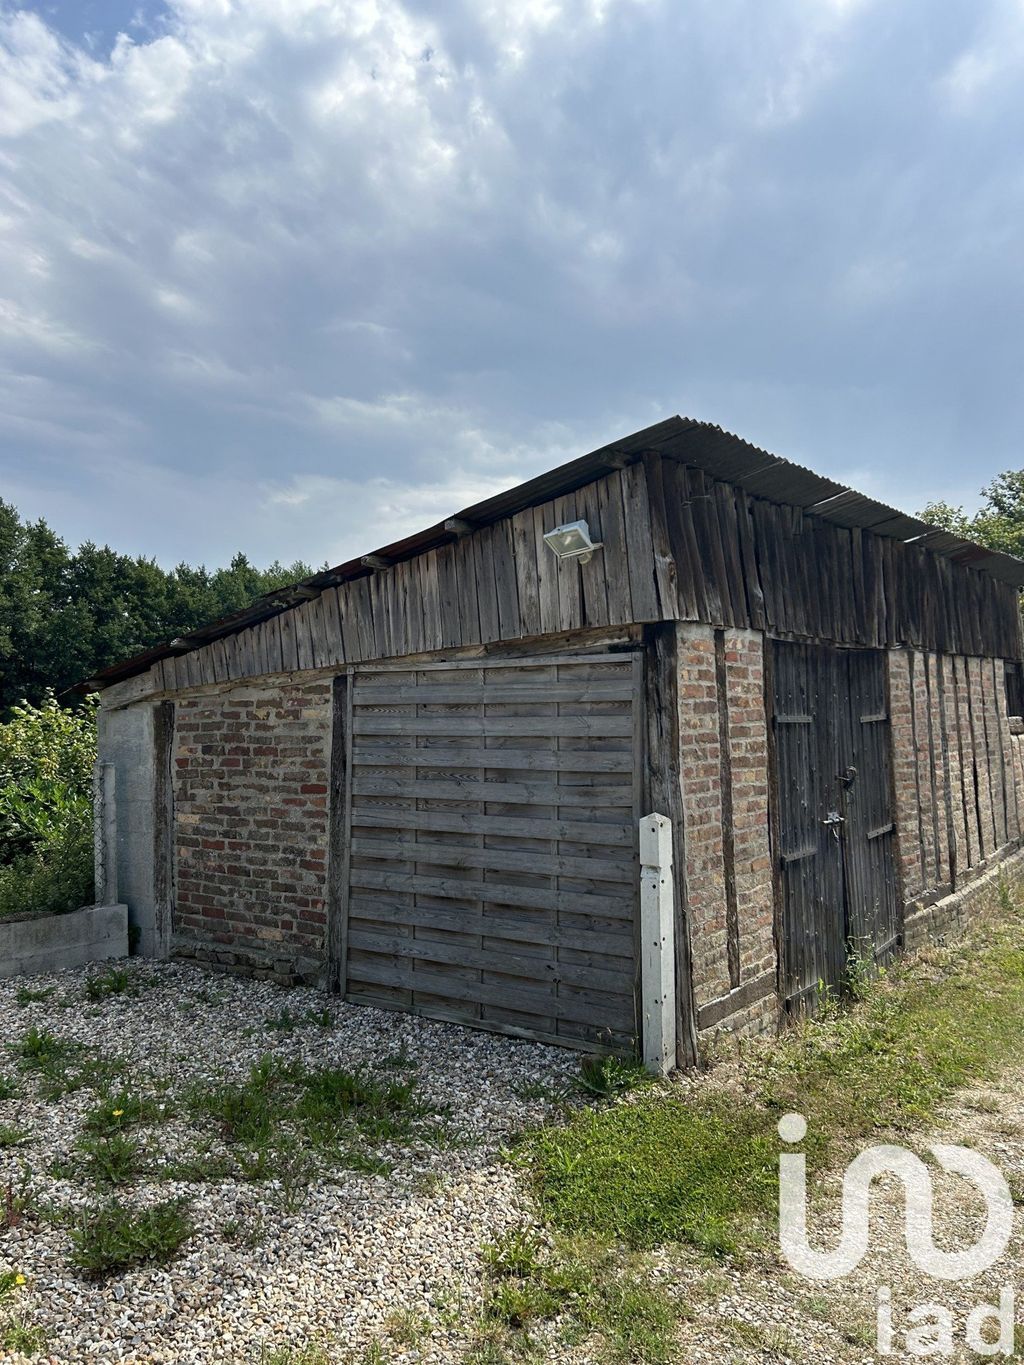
left=577, top=1054, right=649, bottom=1099
left=525, top=907, right=1024, bottom=1255
left=919, top=468, right=1024, bottom=559
left=67, top=1197, right=193, bottom=1277
left=0, top=811, right=94, bottom=918
left=0, top=498, right=316, bottom=716
left=0, top=691, right=97, bottom=916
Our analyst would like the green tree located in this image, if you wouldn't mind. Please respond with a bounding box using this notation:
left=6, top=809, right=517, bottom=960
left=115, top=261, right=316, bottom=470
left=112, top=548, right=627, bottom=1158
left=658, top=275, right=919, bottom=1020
left=0, top=501, right=315, bottom=715
left=920, top=470, right=1024, bottom=558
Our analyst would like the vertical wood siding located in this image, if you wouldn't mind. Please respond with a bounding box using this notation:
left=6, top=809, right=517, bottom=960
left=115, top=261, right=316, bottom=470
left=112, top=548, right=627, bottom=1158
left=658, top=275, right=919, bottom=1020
left=147, top=458, right=1021, bottom=698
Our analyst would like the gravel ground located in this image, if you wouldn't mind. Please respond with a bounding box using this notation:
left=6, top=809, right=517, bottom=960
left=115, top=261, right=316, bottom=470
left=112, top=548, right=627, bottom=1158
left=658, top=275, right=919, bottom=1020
left=1, top=957, right=1021, bottom=1365
left=0, top=958, right=578, bottom=1364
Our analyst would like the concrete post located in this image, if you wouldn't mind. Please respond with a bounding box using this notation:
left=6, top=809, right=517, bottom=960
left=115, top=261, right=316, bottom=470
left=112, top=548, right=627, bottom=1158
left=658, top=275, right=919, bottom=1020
left=640, top=811, right=676, bottom=1075
left=93, top=760, right=118, bottom=906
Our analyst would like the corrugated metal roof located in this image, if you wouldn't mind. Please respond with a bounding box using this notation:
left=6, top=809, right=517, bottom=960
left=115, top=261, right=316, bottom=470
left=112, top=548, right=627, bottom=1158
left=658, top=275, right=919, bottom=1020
left=81, top=416, right=1024, bottom=691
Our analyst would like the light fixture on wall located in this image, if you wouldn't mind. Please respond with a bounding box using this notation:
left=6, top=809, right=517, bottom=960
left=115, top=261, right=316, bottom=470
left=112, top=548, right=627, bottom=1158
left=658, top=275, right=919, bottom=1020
left=542, top=519, right=604, bottom=565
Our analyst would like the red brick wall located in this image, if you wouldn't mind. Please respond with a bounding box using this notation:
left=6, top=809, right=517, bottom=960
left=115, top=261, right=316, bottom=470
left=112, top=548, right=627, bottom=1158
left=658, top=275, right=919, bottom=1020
left=172, top=678, right=332, bottom=982
left=679, top=625, right=777, bottom=1039
left=722, top=632, right=775, bottom=995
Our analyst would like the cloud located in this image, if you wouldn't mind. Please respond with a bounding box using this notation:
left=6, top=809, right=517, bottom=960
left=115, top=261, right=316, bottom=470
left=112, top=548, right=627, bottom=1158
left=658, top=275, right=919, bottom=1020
left=1, top=0, right=1023, bottom=568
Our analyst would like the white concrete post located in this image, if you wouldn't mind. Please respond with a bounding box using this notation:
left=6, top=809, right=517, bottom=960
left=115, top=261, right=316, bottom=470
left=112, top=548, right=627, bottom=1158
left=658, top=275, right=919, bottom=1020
left=93, top=760, right=118, bottom=907
left=639, top=812, right=676, bottom=1076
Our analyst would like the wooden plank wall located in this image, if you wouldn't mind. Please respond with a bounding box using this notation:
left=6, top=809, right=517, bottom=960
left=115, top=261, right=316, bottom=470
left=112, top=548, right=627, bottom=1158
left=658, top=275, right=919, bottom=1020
left=890, top=649, right=1021, bottom=907
left=341, top=655, right=642, bottom=1049
left=150, top=456, right=1022, bottom=696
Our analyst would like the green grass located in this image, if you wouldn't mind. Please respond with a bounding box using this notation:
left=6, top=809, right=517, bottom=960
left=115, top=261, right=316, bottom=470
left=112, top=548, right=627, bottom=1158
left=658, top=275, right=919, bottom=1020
left=0, top=1124, right=29, bottom=1149
left=182, top=1054, right=429, bottom=1204
left=472, top=1229, right=679, bottom=1363
left=525, top=913, right=1024, bottom=1256
left=67, top=1197, right=193, bottom=1277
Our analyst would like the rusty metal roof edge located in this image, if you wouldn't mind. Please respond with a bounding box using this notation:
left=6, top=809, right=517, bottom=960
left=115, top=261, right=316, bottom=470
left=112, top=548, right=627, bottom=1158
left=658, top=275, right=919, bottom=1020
left=77, top=415, right=1024, bottom=692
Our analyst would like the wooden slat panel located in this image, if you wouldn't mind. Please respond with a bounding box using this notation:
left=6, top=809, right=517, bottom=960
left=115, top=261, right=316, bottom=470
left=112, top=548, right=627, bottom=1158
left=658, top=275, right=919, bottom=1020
left=351, top=777, right=632, bottom=807
left=346, top=897, right=634, bottom=954
left=351, top=746, right=632, bottom=773
left=340, top=654, right=641, bottom=1047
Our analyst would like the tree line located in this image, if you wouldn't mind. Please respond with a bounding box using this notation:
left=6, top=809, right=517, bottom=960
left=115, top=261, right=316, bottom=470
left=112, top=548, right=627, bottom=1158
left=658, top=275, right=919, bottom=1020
left=0, top=500, right=314, bottom=717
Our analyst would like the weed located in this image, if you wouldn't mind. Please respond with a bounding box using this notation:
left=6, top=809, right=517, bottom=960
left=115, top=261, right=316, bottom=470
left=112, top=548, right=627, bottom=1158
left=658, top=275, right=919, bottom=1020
left=222, top=1214, right=267, bottom=1249
left=84, top=1089, right=168, bottom=1135
left=512, top=1080, right=563, bottom=1103
left=15, top=1026, right=72, bottom=1063
left=1, top=1166, right=37, bottom=1229
left=381, top=1043, right=416, bottom=1071
left=1, top=1316, right=46, bottom=1355
left=155, top=1149, right=236, bottom=1183
left=83, top=968, right=131, bottom=1001
left=0, top=1125, right=28, bottom=1149
left=14, top=987, right=53, bottom=1007
left=475, top=1230, right=678, bottom=1363
left=67, top=1197, right=193, bottom=1277
left=297, top=1066, right=420, bottom=1143
left=483, top=1229, right=544, bottom=1280
left=258, top=1346, right=333, bottom=1365
left=0, top=1076, right=17, bottom=1101
left=336, top=1148, right=392, bottom=1178
left=576, top=1055, right=648, bottom=1099
left=77, top=1133, right=144, bottom=1186
left=384, top=1308, right=431, bottom=1347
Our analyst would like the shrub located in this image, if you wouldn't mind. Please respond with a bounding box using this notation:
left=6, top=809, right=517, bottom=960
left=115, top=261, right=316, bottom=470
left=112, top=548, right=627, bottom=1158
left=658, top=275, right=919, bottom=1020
left=0, top=692, right=96, bottom=917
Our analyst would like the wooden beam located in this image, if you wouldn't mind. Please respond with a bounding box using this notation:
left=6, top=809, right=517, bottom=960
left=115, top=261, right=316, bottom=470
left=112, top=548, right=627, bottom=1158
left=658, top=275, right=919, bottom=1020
left=643, top=622, right=699, bottom=1068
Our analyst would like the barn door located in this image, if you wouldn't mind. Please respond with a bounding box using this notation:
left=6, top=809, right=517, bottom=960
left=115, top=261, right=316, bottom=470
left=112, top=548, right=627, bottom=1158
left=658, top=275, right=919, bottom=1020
left=335, top=653, right=643, bottom=1049
left=770, top=642, right=899, bottom=1011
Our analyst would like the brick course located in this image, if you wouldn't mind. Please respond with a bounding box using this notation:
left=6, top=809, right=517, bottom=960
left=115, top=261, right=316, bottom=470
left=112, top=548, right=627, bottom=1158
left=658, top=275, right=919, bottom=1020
left=172, top=678, right=332, bottom=981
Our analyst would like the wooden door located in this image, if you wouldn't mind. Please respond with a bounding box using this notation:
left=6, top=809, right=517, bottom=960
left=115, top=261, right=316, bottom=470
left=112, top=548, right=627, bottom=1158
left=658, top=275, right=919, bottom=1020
left=770, top=642, right=899, bottom=1010
left=336, top=653, right=643, bottom=1048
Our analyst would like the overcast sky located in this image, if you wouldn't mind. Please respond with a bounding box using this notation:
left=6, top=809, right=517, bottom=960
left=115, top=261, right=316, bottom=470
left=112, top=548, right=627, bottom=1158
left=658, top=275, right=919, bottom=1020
left=2, top=0, right=1023, bottom=570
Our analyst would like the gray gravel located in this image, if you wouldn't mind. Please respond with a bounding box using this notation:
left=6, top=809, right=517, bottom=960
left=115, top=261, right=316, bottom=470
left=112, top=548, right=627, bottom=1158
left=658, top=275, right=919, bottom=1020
left=0, top=959, right=578, bottom=1363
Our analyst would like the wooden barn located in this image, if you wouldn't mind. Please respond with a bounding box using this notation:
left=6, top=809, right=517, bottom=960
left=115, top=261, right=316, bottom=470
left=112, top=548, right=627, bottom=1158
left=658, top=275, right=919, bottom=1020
left=86, top=417, right=1024, bottom=1069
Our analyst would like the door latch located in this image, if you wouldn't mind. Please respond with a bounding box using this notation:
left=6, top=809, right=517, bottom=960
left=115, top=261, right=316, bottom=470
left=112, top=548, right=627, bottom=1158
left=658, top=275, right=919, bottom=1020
left=822, top=809, right=845, bottom=841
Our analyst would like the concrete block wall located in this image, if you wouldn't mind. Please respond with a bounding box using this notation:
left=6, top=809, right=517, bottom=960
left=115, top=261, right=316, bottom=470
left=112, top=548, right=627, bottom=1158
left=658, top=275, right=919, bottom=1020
left=678, top=624, right=778, bottom=1040
left=172, top=677, right=332, bottom=984
left=889, top=648, right=1022, bottom=943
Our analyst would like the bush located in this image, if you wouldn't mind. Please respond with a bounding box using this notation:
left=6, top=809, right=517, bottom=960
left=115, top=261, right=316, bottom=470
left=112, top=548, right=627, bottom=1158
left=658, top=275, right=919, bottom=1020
left=0, top=692, right=96, bottom=916
left=0, top=805, right=94, bottom=918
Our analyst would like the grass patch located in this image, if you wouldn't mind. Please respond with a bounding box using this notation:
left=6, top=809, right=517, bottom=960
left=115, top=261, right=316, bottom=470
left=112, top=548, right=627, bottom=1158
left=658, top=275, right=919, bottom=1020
left=12, top=1027, right=127, bottom=1101
left=526, top=913, right=1024, bottom=1255
left=0, top=1124, right=29, bottom=1149
left=183, top=1054, right=429, bottom=1204
left=473, top=1228, right=678, bottom=1363
left=67, top=1197, right=192, bottom=1277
